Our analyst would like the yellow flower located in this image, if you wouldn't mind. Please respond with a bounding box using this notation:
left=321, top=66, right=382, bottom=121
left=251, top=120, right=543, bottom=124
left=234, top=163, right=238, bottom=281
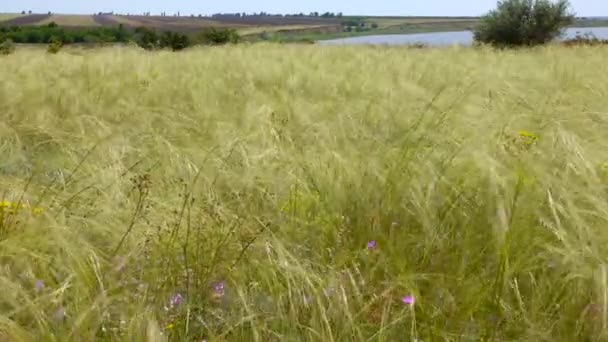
left=0, top=200, right=44, bottom=215
left=518, top=130, right=539, bottom=140
left=165, top=323, right=175, bottom=330
left=0, top=201, right=20, bottom=208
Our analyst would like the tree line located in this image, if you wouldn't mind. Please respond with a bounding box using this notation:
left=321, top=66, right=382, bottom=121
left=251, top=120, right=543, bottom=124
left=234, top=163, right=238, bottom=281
left=211, top=12, right=343, bottom=18
left=0, top=23, right=240, bottom=51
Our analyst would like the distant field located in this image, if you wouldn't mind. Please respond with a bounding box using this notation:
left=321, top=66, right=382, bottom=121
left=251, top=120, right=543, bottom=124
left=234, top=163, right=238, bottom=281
left=0, top=13, right=24, bottom=22
left=36, top=15, right=100, bottom=27
left=369, top=17, right=479, bottom=28
left=0, top=14, right=51, bottom=26
left=119, top=16, right=242, bottom=31
left=237, top=24, right=338, bottom=35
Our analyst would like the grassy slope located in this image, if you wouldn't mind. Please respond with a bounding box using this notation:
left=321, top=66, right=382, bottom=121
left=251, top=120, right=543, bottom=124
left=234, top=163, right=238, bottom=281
left=278, top=18, right=608, bottom=42
left=36, top=15, right=101, bottom=27
left=237, top=24, right=334, bottom=35
left=1, top=45, right=608, bottom=341
left=0, top=13, right=24, bottom=22
left=268, top=21, right=477, bottom=42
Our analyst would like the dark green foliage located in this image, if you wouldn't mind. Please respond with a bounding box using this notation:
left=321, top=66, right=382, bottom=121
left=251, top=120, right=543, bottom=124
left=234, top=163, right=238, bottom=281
left=197, top=28, right=240, bottom=45
left=47, top=38, right=62, bottom=54
left=0, top=39, right=15, bottom=55
left=134, top=27, right=159, bottom=50
left=0, top=22, right=240, bottom=52
left=341, top=19, right=364, bottom=27
left=474, top=0, right=575, bottom=47
left=160, top=31, right=190, bottom=51
left=0, top=23, right=134, bottom=44
left=133, top=28, right=191, bottom=51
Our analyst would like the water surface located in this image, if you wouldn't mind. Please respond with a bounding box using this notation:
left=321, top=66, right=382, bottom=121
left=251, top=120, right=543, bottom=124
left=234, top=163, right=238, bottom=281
left=318, top=27, right=608, bottom=46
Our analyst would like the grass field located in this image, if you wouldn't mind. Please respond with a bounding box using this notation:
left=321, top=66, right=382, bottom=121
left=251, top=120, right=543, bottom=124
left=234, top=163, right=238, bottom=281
left=36, top=15, right=101, bottom=27
left=0, top=13, right=24, bottom=22
left=1, top=44, right=608, bottom=341
left=237, top=25, right=331, bottom=35
left=367, top=17, right=478, bottom=29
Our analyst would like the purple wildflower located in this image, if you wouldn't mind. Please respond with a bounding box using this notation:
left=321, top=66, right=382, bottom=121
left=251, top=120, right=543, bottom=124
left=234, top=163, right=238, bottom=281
left=169, top=293, right=184, bottom=309
left=35, top=280, right=45, bottom=292
left=367, top=240, right=377, bottom=250
left=213, top=281, right=225, bottom=297
left=402, top=295, right=415, bottom=306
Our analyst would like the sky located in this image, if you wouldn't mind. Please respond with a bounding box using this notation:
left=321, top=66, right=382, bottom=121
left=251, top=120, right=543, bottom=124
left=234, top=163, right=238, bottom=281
left=1, top=0, right=605, bottom=17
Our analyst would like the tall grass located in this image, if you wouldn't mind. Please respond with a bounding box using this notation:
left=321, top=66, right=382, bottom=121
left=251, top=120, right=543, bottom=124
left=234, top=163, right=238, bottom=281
left=0, top=44, right=607, bottom=341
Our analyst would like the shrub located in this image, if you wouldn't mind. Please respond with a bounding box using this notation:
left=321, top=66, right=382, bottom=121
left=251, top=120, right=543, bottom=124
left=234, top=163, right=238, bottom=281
left=160, top=31, right=190, bottom=51
left=198, top=28, right=240, bottom=45
left=474, top=0, right=575, bottom=47
left=134, top=27, right=159, bottom=50
left=0, top=25, right=133, bottom=45
left=341, top=19, right=363, bottom=27
left=0, top=39, right=15, bottom=55
left=47, top=38, right=62, bottom=54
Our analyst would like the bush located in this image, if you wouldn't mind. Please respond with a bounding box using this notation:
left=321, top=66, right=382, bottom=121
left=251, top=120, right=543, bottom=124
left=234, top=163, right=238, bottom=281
left=341, top=19, right=363, bottom=27
left=0, top=39, right=15, bottom=55
left=474, top=0, right=575, bottom=47
left=47, top=38, right=62, bottom=54
left=134, top=27, right=159, bottom=50
left=198, top=28, right=240, bottom=45
left=0, top=25, right=133, bottom=45
left=160, top=31, right=190, bottom=51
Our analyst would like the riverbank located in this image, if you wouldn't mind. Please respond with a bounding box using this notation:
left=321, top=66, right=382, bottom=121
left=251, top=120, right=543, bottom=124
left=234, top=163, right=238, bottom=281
left=317, top=26, right=608, bottom=46
left=259, top=18, right=608, bottom=43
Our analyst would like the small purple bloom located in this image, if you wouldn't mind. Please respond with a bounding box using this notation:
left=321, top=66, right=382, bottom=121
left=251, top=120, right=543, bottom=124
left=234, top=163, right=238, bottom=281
left=213, top=281, right=225, bottom=297
left=169, top=293, right=184, bottom=308
left=402, top=295, right=415, bottom=306
left=367, top=240, right=377, bottom=250
left=35, top=280, right=45, bottom=292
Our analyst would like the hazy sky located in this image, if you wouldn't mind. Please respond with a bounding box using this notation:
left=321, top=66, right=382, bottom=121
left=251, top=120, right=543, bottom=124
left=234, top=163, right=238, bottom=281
left=1, top=0, right=605, bottom=17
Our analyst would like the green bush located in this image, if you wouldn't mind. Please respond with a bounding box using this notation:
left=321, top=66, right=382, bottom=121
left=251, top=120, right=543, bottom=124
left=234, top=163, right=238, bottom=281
left=160, top=31, right=190, bottom=51
left=197, top=28, right=240, bottom=45
left=0, top=39, right=15, bottom=55
left=134, top=27, right=159, bottom=50
left=0, top=24, right=134, bottom=45
left=474, top=0, right=575, bottom=47
left=47, top=38, right=62, bottom=54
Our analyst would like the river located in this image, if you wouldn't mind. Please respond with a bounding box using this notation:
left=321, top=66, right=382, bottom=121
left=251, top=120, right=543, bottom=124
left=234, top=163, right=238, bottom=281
left=318, top=27, right=608, bottom=46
